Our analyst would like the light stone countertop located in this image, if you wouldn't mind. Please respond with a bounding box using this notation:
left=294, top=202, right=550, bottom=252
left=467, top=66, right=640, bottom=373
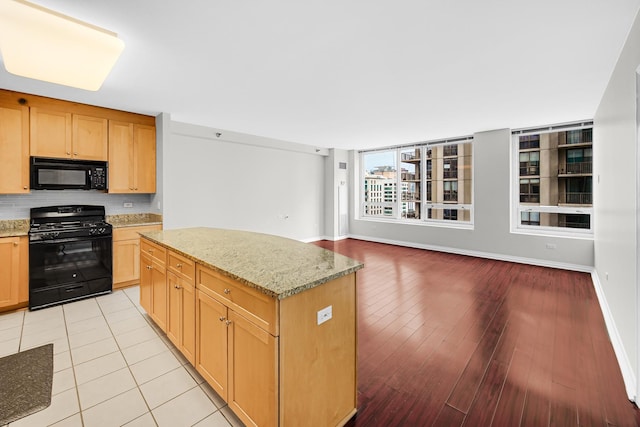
left=0, top=219, right=29, bottom=237
left=140, top=227, right=364, bottom=299
left=107, top=213, right=163, bottom=228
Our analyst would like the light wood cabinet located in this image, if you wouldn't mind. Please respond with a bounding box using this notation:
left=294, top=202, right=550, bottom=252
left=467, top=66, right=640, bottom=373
left=139, top=235, right=358, bottom=427
left=197, top=265, right=278, bottom=427
left=167, top=249, right=196, bottom=364
left=195, top=289, right=228, bottom=396
left=228, top=309, right=278, bottom=427
left=30, top=107, right=108, bottom=161
left=0, top=101, right=29, bottom=193
left=108, top=121, right=156, bottom=193
left=140, top=239, right=167, bottom=330
left=0, top=236, right=28, bottom=310
left=112, top=225, right=161, bottom=289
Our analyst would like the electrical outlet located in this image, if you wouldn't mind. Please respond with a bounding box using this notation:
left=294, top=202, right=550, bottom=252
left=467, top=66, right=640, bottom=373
left=123, top=202, right=133, bottom=208
left=317, top=306, right=332, bottom=325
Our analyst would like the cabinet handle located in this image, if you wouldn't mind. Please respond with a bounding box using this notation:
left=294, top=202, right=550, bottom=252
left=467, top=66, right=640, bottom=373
left=223, top=289, right=231, bottom=294
left=176, top=263, right=182, bottom=268
left=23, top=186, right=28, bottom=190
left=13, top=242, right=19, bottom=247
left=174, top=285, right=181, bottom=289
left=134, top=187, right=138, bottom=190
left=219, top=316, right=226, bottom=322
left=225, top=320, right=232, bottom=326
left=148, top=249, right=154, bottom=253
left=73, top=152, right=78, bottom=156
left=66, top=151, right=71, bottom=155
left=146, top=265, right=152, bottom=270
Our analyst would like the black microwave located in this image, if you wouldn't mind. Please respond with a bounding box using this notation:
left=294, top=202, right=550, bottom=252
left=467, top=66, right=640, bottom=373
left=30, top=157, right=108, bottom=190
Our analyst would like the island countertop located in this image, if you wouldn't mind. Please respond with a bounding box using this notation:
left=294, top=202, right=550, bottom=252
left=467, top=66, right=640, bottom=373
left=139, top=227, right=364, bottom=299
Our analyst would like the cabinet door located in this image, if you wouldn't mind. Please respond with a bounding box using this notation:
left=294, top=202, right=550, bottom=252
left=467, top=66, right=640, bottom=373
left=167, top=273, right=196, bottom=364
left=167, top=272, right=181, bottom=347
left=228, top=310, right=278, bottom=427
left=150, top=259, right=167, bottom=331
left=108, top=121, right=135, bottom=193
left=133, top=124, right=156, bottom=193
left=0, top=101, right=29, bottom=193
left=140, top=252, right=152, bottom=314
left=196, top=290, right=228, bottom=400
left=0, top=237, right=21, bottom=307
left=113, top=239, right=140, bottom=285
left=181, top=280, right=196, bottom=364
left=72, top=115, right=108, bottom=160
left=30, top=107, right=72, bottom=159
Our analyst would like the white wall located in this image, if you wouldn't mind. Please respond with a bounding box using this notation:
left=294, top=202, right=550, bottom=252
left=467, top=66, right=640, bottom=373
left=348, top=128, right=594, bottom=270
left=593, top=10, right=640, bottom=399
left=162, top=121, right=327, bottom=241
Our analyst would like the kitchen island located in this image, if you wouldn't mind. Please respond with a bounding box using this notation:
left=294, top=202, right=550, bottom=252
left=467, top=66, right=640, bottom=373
left=138, top=227, right=363, bottom=427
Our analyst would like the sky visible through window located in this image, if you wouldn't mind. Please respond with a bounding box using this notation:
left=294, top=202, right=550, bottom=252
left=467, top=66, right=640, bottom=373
left=364, top=151, right=395, bottom=173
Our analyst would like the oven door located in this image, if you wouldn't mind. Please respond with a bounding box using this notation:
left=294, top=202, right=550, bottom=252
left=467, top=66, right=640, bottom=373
left=29, top=235, right=113, bottom=310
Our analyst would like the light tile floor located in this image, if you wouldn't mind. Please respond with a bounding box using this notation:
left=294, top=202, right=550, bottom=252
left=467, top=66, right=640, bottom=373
left=0, top=286, right=245, bottom=427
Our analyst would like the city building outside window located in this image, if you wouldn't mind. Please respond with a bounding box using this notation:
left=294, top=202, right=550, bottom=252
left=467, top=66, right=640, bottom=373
left=512, top=121, right=593, bottom=236
left=361, top=137, right=473, bottom=225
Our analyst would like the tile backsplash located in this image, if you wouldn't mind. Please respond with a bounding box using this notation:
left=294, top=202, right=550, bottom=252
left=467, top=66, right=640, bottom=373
left=0, top=192, right=154, bottom=220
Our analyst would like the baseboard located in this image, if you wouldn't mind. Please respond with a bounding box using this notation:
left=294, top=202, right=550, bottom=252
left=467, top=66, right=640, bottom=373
left=302, top=235, right=349, bottom=243
left=590, top=271, right=637, bottom=401
left=346, top=234, right=593, bottom=273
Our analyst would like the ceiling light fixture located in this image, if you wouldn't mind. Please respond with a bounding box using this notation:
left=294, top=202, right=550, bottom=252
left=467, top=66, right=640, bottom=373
left=0, top=0, right=125, bottom=91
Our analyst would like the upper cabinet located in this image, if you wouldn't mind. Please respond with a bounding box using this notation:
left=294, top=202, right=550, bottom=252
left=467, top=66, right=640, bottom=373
left=30, top=107, right=108, bottom=161
left=0, top=101, right=29, bottom=193
left=109, top=121, right=156, bottom=193
left=0, top=89, right=156, bottom=194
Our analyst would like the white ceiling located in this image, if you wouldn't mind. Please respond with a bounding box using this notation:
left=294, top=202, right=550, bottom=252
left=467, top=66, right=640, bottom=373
left=1, top=0, right=639, bottom=150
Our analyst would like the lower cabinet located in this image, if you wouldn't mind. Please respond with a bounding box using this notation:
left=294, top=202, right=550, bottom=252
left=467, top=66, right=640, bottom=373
left=167, top=271, right=195, bottom=364
left=139, top=236, right=357, bottom=427
left=227, top=309, right=278, bottom=427
left=195, top=290, right=229, bottom=398
left=139, top=239, right=167, bottom=330
left=112, top=225, right=161, bottom=289
left=0, top=236, right=28, bottom=310
left=195, top=289, right=278, bottom=427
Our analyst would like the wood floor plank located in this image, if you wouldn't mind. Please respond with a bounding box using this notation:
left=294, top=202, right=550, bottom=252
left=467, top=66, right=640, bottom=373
left=446, top=301, right=510, bottom=413
left=314, top=239, right=639, bottom=427
left=491, top=349, right=532, bottom=427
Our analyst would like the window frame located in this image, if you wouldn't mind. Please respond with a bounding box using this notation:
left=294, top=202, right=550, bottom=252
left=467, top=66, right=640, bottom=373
left=359, top=136, right=474, bottom=228
left=511, top=121, right=594, bottom=239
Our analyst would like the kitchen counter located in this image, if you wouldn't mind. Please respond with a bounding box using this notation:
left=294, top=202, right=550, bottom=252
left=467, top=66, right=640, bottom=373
left=140, top=227, right=363, bottom=299
left=107, top=213, right=162, bottom=228
left=0, top=219, right=29, bottom=237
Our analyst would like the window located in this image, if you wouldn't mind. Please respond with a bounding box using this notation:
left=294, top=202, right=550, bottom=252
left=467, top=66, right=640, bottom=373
left=519, top=178, right=540, bottom=203
left=512, top=121, right=593, bottom=236
left=443, top=209, right=458, bottom=221
left=361, top=137, right=473, bottom=225
left=519, top=151, right=540, bottom=176
left=443, top=181, right=458, bottom=201
left=521, top=211, right=540, bottom=226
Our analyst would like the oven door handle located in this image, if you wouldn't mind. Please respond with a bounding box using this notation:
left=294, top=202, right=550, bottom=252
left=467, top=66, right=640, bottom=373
left=29, top=235, right=112, bottom=245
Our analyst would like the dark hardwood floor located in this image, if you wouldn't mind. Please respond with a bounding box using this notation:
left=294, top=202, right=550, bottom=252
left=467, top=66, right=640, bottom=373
left=313, top=239, right=639, bottom=427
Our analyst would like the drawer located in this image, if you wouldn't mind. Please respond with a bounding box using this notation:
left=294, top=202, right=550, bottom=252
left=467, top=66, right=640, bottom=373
left=140, top=238, right=166, bottom=265
left=197, top=265, right=278, bottom=336
left=167, top=250, right=195, bottom=284
left=113, top=225, right=161, bottom=242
